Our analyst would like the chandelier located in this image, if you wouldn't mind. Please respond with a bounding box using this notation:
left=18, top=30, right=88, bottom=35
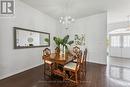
left=59, top=16, right=75, bottom=29
left=59, top=0, right=74, bottom=29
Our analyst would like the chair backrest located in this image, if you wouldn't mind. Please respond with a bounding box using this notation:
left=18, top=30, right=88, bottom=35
left=55, top=47, right=60, bottom=54
left=73, top=46, right=80, bottom=54
left=76, top=50, right=82, bottom=70
left=82, top=48, right=87, bottom=63
left=84, top=48, right=87, bottom=60
left=43, top=48, right=51, bottom=57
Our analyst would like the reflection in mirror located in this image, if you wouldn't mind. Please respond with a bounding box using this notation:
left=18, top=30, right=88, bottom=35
left=14, top=27, right=50, bottom=49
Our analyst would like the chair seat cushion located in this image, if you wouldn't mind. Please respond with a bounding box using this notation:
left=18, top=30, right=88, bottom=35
left=73, top=56, right=84, bottom=63
left=73, top=59, right=77, bottom=62
left=45, top=60, right=53, bottom=65
left=64, top=62, right=77, bottom=70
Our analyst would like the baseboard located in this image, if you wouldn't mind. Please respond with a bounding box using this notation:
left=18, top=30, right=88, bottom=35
left=87, top=61, right=107, bottom=66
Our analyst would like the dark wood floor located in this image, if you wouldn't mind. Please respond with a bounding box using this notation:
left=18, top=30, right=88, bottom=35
left=0, top=62, right=130, bottom=87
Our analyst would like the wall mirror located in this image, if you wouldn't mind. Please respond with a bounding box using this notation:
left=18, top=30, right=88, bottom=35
left=14, top=27, right=50, bottom=49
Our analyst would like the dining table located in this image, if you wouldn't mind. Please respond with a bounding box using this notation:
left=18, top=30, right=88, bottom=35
left=43, top=52, right=75, bottom=65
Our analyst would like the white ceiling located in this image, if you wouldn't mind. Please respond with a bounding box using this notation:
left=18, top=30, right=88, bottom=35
left=21, top=0, right=106, bottom=19
left=21, top=0, right=130, bottom=24
left=107, top=0, right=130, bottom=24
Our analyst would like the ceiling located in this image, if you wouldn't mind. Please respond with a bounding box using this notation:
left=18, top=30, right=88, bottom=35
left=21, top=0, right=130, bottom=24
left=107, top=0, right=130, bottom=24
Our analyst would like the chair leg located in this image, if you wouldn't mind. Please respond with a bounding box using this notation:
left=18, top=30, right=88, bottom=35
left=75, top=72, right=78, bottom=84
left=63, top=69, right=66, bottom=81
left=81, top=63, right=83, bottom=72
left=85, top=62, right=87, bottom=74
left=44, top=63, right=53, bottom=78
left=50, top=65, right=52, bottom=76
left=80, top=63, right=86, bottom=80
left=44, top=63, right=46, bottom=78
left=63, top=68, right=65, bottom=79
left=51, top=63, right=54, bottom=76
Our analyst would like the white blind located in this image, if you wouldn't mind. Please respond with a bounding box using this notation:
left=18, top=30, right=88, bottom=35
left=123, top=35, right=130, bottom=47
left=111, top=36, right=120, bottom=47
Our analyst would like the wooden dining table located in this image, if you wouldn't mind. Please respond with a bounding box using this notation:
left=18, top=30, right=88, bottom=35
left=43, top=52, right=75, bottom=65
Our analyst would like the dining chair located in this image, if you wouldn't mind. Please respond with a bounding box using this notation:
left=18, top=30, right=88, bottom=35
left=63, top=50, right=82, bottom=84
left=72, top=46, right=80, bottom=60
left=53, top=47, right=64, bottom=75
left=73, top=46, right=80, bottom=54
left=72, top=46, right=80, bottom=61
left=55, top=47, right=60, bottom=54
left=84, top=48, right=88, bottom=72
left=42, top=48, right=53, bottom=77
left=73, top=48, right=88, bottom=72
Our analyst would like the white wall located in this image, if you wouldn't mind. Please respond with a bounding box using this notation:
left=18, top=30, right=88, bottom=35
left=108, top=21, right=128, bottom=32
left=0, top=0, right=60, bottom=79
left=58, top=12, right=107, bottom=64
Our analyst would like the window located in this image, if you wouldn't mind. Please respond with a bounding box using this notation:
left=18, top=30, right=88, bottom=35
left=123, top=35, right=130, bottom=47
left=111, top=36, right=120, bottom=47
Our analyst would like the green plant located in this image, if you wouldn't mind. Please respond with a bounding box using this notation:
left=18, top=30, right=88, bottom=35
left=61, top=35, right=74, bottom=49
left=44, top=38, right=50, bottom=43
left=53, top=37, right=62, bottom=48
left=53, top=35, right=74, bottom=50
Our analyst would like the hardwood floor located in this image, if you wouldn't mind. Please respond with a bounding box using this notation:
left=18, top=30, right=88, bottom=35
left=0, top=62, right=130, bottom=87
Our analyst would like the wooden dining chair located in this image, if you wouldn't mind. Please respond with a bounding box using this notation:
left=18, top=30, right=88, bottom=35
left=63, top=50, right=82, bottom=84
left=53, top=47, right=64, bottom=76
left=73, top=48, right=88, bottom=73
left=55, top=47, right=60, bottom=54
left=72, top=46, right=80, bottom=61
left=72, top=46, right=80, bottom=60
left=42, top=48, right=53, bottom=77
left=84, top=48, right=88, bottom=72
left=73, top=46, right=80, bottom=54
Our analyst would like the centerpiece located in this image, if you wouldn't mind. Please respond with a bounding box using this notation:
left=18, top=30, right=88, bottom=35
left=53, top=35, right=74, bottom=57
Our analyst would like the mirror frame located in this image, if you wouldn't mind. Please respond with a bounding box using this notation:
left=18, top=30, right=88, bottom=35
left=14, top=27, right=50, bottom=49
